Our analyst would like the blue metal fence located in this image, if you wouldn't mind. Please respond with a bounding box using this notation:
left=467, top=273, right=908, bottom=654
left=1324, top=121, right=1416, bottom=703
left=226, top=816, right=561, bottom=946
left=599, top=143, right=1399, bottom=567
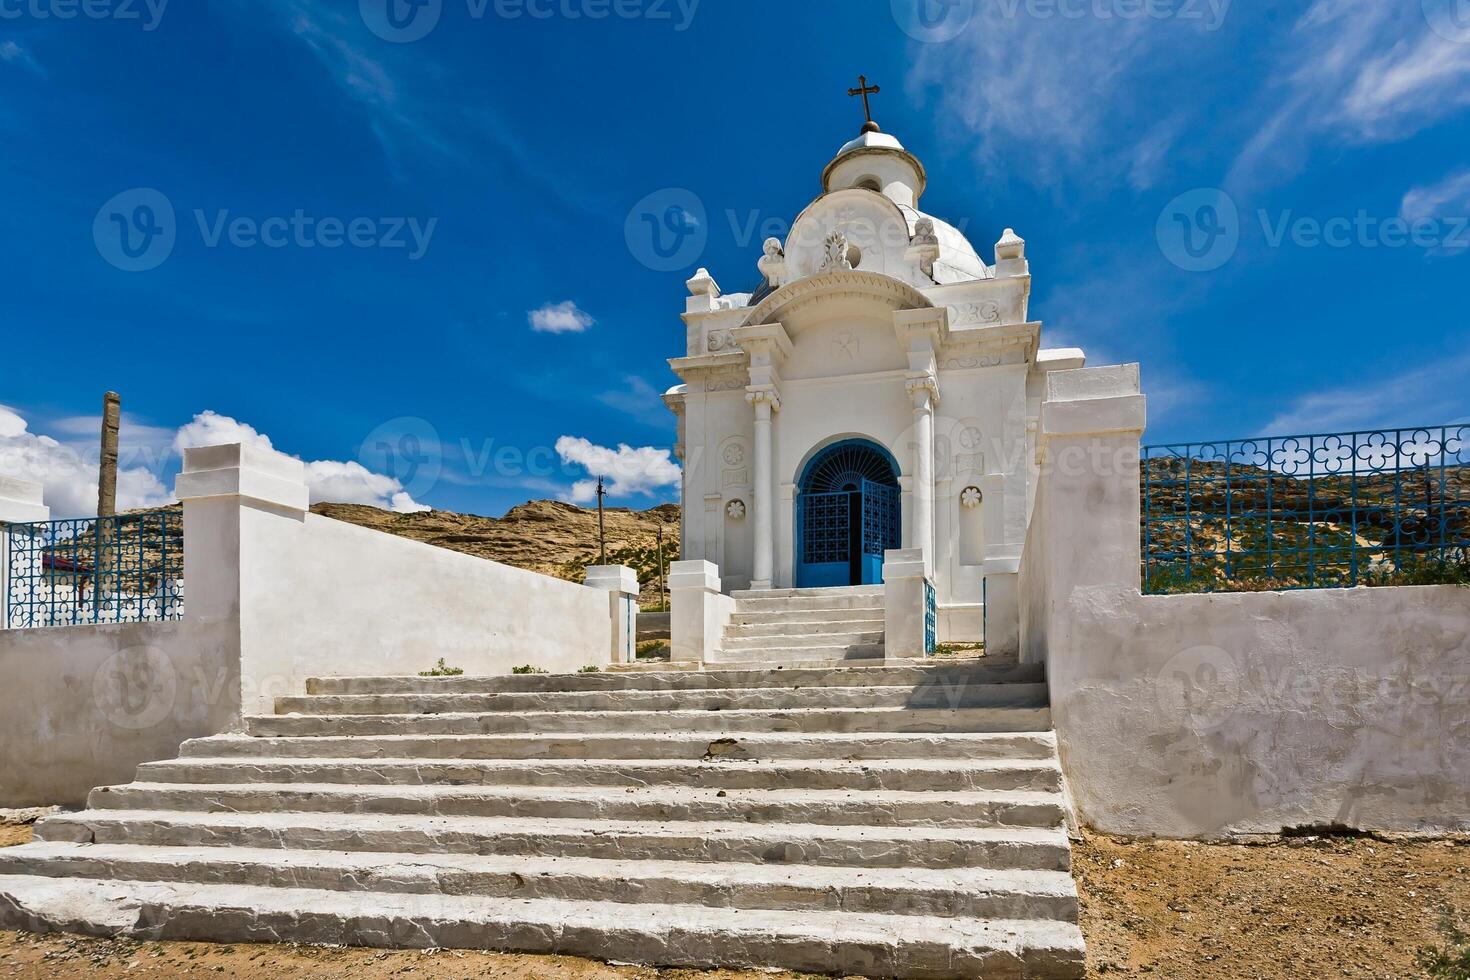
left=924, top=578, right=937, bottom=655
left=3, top=510, right=184, bottom=628
left=1143, top=424, right=1470, bottom=594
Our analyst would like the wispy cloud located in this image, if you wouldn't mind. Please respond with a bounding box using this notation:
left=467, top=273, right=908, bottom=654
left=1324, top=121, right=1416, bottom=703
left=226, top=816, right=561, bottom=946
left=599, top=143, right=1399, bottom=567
left=1229, top=1, right=1470, bottom=190
left=0, top=40, right=45, bottom=77
left=1264, top=352, right=1470, bottom=435
left=905, top=5, right=1223, bottom=190
left=597, top=375, right=669, bottom=426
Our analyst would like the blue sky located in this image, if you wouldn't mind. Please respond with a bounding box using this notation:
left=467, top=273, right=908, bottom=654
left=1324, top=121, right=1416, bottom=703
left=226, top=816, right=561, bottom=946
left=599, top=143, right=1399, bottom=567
left=2, top=0, right=1468, bottom=518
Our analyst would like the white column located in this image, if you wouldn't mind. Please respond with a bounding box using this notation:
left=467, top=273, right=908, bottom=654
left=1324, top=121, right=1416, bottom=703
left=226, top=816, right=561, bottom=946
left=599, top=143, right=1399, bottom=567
left=908, top=379, right=937, bottom=575
left=175, top=443, right=309, bottom=722
left=0, top=477, right=50, bottom=630
left=747, top=389, right=778, bottom=591
left=584, top=565, right=640, bottom=665
left=669, top=559, right=736, bottom=664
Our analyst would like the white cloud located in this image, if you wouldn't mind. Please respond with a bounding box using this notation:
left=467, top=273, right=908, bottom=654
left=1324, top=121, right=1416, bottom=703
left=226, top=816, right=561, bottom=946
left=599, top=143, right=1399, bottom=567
left=0, top=404, right=171, bottom=518
left=173, top=410, right=274, bottom=454
left=554, top=436, right=680, bottom=504
left=529, top=301, right=595, bottom=335
left=173, top=411, right=430, bottom=512
left=1401, top=168, right=1470, bottom=223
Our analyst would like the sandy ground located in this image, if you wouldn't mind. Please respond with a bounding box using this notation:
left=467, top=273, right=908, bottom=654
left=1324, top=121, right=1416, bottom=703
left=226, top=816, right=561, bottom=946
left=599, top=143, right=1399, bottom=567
left=1, top=823, right=1467, bottom=978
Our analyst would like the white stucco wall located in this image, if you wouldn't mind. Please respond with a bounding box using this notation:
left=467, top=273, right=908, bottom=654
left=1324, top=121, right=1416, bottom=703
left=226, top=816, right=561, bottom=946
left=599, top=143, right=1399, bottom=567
left=0, top=619, right=239, bottom=807
left=1022, top=364, right=1470, bottom=838
left=234, top=510, right=613, bottom=716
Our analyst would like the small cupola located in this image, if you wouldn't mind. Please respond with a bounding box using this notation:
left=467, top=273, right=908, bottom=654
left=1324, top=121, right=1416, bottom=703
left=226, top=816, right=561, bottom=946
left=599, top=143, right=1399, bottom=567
left=822, top=75, right=928, bottom=208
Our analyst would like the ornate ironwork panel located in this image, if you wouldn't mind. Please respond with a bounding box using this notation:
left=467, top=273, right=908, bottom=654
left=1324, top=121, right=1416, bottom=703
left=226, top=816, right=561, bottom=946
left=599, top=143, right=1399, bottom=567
left=799, top=491, right=851, bottom=565
left=861, top=479, right=901, bottom=556
left=1143, top=424, right=1470, bottom=593
left=4, top=510, right=184, bottom=628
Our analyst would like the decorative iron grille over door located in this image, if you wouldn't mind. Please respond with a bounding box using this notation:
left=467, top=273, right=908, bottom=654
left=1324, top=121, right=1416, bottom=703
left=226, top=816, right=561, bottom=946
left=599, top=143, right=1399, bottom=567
left=861, top=479, right=901, bottom=585
left=795, top=440, right=901, bottom=588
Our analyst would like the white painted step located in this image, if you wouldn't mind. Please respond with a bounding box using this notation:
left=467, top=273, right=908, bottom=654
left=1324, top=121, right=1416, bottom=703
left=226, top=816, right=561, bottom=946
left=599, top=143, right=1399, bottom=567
left=36, top=810, right=1075, bottom=871
left=732, top=585, right=885, bottom=600
left=179, top=730, right=1062, bottom=763
left=273, top=682, right=1048, bottom=716
left=724, top=618, right=887, bottom=638
left=0, top=874, right=1085, bottom=978
left=137, top=755, right=1064, bottom=793
left=306, top=660, right=1042, bottom=695
left=246, top=705, right=1052, bottom=737
left=732, top=594, right=887, bottom=614
left=86, top=782, right=1069, bottom=829
left=705, top=643, right=888, bottom=664
left=720, top=629, right=887, bottom=651
left=0, top=843, right=1080, bottom=922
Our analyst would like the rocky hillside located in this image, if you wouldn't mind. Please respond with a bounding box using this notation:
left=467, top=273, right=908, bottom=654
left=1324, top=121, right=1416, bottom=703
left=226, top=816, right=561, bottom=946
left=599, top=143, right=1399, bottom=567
left=313, top=500, right=681, bottom=607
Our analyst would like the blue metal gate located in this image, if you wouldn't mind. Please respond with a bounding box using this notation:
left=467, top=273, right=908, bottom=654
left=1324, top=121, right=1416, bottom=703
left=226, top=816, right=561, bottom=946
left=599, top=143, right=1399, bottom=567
left=795, top=440, right=901, bottom=588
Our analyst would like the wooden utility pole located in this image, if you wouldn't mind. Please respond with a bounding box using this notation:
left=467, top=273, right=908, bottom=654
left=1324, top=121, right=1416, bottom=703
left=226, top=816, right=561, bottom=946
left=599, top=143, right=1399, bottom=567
left=98, top=392, right=121, bottom=518
left=596, top=477, right=607, bottom=566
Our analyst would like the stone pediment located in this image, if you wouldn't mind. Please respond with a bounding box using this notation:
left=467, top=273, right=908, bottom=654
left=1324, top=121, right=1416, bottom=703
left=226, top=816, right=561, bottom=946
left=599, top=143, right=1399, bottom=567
left=740, top=270, right=933, bottom=331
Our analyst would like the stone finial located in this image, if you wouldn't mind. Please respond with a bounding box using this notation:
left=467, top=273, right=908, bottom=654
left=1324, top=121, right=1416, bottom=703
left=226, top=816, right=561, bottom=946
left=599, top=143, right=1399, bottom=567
left=686, top=268, right=720, bottom=298
left=995, top=228, right=1028, bottom=278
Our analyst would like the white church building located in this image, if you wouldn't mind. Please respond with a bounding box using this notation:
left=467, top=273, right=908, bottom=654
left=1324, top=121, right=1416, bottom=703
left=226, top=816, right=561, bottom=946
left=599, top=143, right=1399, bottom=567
left=664, top=116, right=1084, bottom=651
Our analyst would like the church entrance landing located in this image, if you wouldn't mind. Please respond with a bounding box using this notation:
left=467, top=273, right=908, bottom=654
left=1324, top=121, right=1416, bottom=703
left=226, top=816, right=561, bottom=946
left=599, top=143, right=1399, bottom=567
left=795, top=439, right=900, bottom=588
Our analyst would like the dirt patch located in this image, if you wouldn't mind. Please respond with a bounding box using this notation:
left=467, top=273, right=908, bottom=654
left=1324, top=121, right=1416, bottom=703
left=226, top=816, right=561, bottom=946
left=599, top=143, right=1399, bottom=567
left=0, top=826, right=32, bottom=849
left=1074, top=831, right=1470, bottom=978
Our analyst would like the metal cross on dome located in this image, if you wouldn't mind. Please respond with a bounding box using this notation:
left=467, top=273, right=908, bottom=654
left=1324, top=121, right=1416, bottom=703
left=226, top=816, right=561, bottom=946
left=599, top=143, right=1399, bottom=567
left=847, top=74, right=881, bottom=130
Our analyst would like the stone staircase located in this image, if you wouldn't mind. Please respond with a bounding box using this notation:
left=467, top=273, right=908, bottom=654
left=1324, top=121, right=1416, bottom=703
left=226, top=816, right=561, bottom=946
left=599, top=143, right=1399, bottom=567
left=0, top=660, right=1085, bottom=978
left=714, top=584, right=888, bottom=664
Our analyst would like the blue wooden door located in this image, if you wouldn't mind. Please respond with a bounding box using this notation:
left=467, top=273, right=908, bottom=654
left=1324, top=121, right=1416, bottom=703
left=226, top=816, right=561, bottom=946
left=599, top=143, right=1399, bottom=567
left=796, top=490, right=852, bottom=588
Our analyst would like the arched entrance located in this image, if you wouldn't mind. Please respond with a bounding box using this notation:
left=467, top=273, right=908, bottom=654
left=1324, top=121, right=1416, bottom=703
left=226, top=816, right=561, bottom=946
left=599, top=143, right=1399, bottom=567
left=795, top=439, right=901, bottom=588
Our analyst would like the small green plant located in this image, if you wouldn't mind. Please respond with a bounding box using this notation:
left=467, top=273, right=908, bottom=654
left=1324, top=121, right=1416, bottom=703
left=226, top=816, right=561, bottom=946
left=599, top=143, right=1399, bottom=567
left=578, top=665, right=600, bottom=673
left=418, top=658, right=464, bottom=677
left=1418, top=909, right=1470, bottom=980
left=512, top=664, right=548, bottom=675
